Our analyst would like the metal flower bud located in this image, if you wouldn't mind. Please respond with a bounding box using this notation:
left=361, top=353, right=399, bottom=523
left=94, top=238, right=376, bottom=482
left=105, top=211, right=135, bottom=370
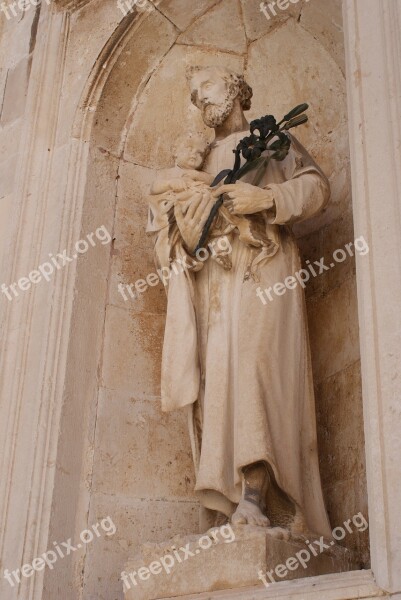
left=283, top=103, right=309, bottom=122
left=284, top=114, right=309, bottom=130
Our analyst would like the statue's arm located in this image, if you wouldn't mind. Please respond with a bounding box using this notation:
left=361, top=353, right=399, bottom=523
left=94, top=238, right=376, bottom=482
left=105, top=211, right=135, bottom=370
left=183, top=170, right=214, bottom=185
left=213, top=137, right=330, bottom=222
left=266, top=170, right=330, bottom=226
left=151, top=179, right=171, bottom=195
left=265, top=134, right=330, bottom=225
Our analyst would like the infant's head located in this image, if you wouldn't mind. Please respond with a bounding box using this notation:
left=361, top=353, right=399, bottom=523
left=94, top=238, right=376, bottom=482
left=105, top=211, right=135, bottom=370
left=174, top=132, right=211, bottom=170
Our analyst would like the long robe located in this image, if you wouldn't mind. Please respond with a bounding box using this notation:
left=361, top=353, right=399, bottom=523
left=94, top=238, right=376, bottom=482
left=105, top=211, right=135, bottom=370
left=149, top=131, right=332, bottom=538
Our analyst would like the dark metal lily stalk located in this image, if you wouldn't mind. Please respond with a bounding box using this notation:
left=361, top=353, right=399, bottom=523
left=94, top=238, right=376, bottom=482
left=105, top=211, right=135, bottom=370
left=194, top=103, right=309, bottom=254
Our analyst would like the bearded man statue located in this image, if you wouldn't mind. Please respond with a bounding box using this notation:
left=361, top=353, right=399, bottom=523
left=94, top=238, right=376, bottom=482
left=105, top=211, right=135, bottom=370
left=148, top=65, right=332, bottom=538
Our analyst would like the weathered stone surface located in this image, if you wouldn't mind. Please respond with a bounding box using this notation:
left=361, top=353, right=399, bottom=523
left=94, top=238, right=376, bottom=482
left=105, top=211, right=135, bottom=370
left=307, top=276, right=360, bottom=384
left=83, top=493, right=199, bottom=600
left=320, top=207, right=357, bottom=294
left=0, top=7, right=37, bottom=69
left=0, top=67, right=6, bottom=113
left=299, top=0, right=345, bottom=75
left=246, top=18, right=348, bottom=233
left=316, top=360, right=365, bottom=488
left=315, top=361, right=369, bottom=568
left=157, top=0, right=219, bottom=32
left=323, top=475, right=369, bottom=569
left=91, top=388, right=196, bottom=499
left=298, top=207, right=358, bottom=300
left=0, top=1, right=379, bottom=598
left=0, top=55, right=31, bottom=124
left=110, top=160, right=167, bottom=314
left=241, top=0, right=304, bottom=42
left=124, top=44, right=244, bottom=168
left=124, top=527, right=355, bottom=600
left=298, top=228, right=323, bottom=299
left=177, top=0, right=247, bottom=54
left=0, top=117, right=21, bottom=162
left=58, top=0, right=125, bottom=146
left=88, top=7, right=179, bottom=154
left=0, top=194, right=13, bottom=270
left=102, top=305, right=164, bottom=397
left=0, top=152, right=17, bottom=198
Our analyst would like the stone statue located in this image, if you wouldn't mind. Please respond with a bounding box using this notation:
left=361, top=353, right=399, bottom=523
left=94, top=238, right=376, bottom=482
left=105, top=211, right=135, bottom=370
left=147, top=65, right=332, bottom=539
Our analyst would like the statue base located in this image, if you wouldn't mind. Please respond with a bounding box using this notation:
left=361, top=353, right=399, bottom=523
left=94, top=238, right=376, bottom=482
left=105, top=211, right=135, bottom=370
left=123, top=526, right=357, bottom=600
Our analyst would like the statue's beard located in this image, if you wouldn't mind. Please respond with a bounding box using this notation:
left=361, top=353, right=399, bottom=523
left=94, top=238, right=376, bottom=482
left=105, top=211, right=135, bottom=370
left=201, top=99, right=234, bottom=127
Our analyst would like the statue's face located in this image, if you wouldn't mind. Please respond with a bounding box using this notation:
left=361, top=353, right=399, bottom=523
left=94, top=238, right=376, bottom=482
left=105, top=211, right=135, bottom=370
left=175, top=138, right=207, bottom=170
left=190, top=69, right=236, bottom=128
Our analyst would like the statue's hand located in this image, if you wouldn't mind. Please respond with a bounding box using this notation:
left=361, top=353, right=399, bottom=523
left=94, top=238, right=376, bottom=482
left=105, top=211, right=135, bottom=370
left=174, top=189, right=214, bottom=253
left=212, top=182, right=274, bottom=215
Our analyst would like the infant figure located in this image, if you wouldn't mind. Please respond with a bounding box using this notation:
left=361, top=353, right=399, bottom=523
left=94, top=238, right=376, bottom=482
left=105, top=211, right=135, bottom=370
left=149, top=132, right=233, bottom=270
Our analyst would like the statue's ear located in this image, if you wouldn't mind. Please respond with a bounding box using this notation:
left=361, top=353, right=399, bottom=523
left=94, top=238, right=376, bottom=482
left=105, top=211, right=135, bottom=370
left=227, top=81, right=239, bottom=101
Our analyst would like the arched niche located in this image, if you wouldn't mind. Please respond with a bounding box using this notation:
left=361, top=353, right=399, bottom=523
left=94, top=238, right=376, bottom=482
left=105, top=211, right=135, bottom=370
left=46, top=2, right=368, bottom=597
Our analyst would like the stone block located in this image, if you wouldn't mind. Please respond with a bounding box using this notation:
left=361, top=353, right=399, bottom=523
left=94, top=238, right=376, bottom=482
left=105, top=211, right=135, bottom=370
left=109, top=161, right=167, bottom=314
left=89, top=8, right=179, bottom=154
left=83, top=493, right=199, bottom=600
left=0, top=117, right=22, bottom=162
left=307, top=276, right=360, bottom=383
left=102, top=305, right=164, bottom=397
left=297, top=229, right=323, bottom=299
left=109, top=162, right=166, bottom=314
left=110, top=256, right=168, bottom=314
left=0, top=193, right=14, bottom=268
left=321, top=209, right=357, bottom=294
left=299, top=0, right=345, bottom=75
left=0, top=55, right=32, bottom=125
left=0, top=9, right=37, bottom=70
left=0, top=152, right=18, bottom=198
left=298, top=206, right=358, bottom=301
left=124, top=526, right=355, bottom=600
left=323, top=477, right=369, bottom=568
left=177, top=0, right=247, bottom=54
left=0, top=67, right=6, bottom=113
left=241, top=0, right=304, bottom=42
left=91, top=388, right=196, bottom=500
left=315, top=360, right=365, bottom=488
left=113, top=162, right=154, bottom=251
left=158, top=0, right=220, bottom=31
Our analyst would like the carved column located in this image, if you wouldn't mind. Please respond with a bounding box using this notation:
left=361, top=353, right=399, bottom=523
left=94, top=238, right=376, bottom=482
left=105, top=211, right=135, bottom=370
left=343, top=0, right=401, bottom=594
left=0, top=5, right=72, bottom=600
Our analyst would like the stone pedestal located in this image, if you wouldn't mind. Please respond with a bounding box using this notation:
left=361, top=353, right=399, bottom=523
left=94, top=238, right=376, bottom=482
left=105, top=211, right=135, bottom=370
left=123, top=526, right=356, bottom=600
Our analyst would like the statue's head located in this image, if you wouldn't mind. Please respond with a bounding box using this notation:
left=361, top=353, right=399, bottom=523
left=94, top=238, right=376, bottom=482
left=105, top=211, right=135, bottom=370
left=173, top=132, right=211, bottom=170
left=187, top=65, right=253, bottom=128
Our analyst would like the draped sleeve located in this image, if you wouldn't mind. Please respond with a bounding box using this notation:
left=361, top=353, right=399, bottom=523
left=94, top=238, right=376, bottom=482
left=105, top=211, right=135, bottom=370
left=263, top=134, right=330, bottom=225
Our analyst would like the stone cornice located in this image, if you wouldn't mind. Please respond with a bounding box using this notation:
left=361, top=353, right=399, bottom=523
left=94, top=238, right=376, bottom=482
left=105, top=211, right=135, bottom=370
left=53, top=0, right=93, bottom=12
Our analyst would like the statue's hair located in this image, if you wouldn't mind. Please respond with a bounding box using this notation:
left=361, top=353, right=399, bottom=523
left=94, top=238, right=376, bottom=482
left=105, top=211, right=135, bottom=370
left=186, top=65, right=253, bottom=111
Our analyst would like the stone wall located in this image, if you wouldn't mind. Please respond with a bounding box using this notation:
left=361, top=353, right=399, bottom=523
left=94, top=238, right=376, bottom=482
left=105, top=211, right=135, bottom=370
left=85, top=2, right=369, bottom=598
left=0, top=1, right=369, bottom=599
left=0, top=2, right=38, bottom=283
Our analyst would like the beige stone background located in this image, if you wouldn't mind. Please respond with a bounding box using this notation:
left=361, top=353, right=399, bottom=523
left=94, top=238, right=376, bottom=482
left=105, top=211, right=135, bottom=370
left=0, top=1, right=369, bottom=599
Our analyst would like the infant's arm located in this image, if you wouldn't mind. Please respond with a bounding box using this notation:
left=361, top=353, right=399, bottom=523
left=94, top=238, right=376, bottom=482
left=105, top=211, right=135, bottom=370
left=153, top=177, right=190, bottom=194
left=150, top=180, right=172, bottom=195
left=183, top=170, right=214, bottom=185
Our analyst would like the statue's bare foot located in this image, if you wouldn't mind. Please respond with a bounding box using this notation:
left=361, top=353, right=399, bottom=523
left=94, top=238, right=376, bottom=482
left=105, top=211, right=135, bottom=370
left=231, top=499, right=270, bottom=527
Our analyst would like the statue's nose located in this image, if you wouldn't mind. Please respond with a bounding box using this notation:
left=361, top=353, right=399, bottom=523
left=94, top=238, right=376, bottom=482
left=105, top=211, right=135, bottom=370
left=199, top=90, right=209, bottom=103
